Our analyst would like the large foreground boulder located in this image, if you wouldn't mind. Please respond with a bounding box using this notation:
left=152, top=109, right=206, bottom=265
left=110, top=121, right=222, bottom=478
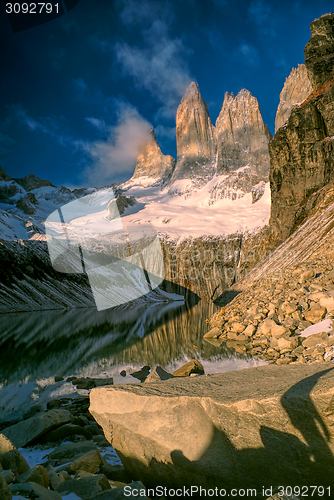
left=90, top=363, right=334, bottom=493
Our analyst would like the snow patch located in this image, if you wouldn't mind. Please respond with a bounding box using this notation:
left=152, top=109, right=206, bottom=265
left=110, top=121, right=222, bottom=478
left=300, top=319, right=333, bottom=338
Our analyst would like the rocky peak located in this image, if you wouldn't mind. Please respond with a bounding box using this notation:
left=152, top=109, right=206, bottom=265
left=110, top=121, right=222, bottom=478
left=304, top=12, right=334, bottom=86
left=0, top=166, right=12, bottom=182
left=269, top=14, right=334, bottom=244
left=215, top=88, right=271, bottom=179
left=170, top=81, right=216, bottom=183
left=13, top=173, right=55, bottom=192
left=275, top=64, right=313, bottom=132
left=132, top=128, right=175, bottom=183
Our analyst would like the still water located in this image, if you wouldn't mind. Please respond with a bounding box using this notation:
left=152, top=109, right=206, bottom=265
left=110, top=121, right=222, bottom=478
left=0, top=297, right=265, bottom=422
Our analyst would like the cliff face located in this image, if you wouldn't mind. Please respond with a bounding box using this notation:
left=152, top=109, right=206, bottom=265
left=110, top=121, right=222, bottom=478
left=304, top=13, right=334, bottom=86
left=275, top=64, right=313, bottom=132
left=215, top=89, right=272, bottom=179
left=269, top=13, right=334, bottom=244
left=170, top=82, right=216, bottom=184
left=131, top=128, right=175, bottom=184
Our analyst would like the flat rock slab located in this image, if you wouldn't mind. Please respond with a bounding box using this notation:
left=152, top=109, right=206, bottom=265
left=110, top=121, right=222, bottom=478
left=2, top=410, right=72, bottom=448
left=90, top=363, right=334, bottom=493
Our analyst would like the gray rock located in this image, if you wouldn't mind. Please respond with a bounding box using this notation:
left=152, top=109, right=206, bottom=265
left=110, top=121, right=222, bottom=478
left=46, top=441, right=97, bottom=465
left=0, top=475, right=12, bottom=500
left=99, top=464, right=128, bottom=483
left=1, top=469, right=15, bottom=484
left=1, top=409, right=72, bottom=448
left=56, top=474, right=110, bottom=498
left=90, top=363, right=334, bottom=491
left=0, top=449, right=30, bottom=476
left=15, top=465, right=49, bottom=488
left=86, top=481, right=148, bottom=499
left=68, top=449, right=104, bottom=474
left=10, top=481, right=62, bottom=499
left=144, top=366, right=174, bottom=383
left=41, top=423, right=92, bottom=443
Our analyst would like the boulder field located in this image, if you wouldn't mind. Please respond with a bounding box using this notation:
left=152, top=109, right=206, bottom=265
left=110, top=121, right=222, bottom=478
left=89, top=362, right=334, bottom=494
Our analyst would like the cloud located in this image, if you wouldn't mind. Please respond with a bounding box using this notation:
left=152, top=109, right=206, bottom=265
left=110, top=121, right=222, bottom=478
left=12, top=102, right=153, bottom=186
left=154, top=124, right=176, bottom=141
left=85, top=117, right=110, bottom=133
left=0, top=132, right=14, bottom=156
left=117, top=0, right=173, bottom=27
left=248, top=0, right=276, bottom=38
left=237, top=43, right=260, bottom=67
left=81, top=104, right=152, bottom=186
left=14, top=106, right=71, bottom=146
left=115, top=2, right=193, bottom=119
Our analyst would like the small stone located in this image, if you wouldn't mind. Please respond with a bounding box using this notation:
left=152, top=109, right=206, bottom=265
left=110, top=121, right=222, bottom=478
left=0, top=450, right=30, bottom=477
left=56, top=474, right=110, bottom=498
left=1, top=469, right=15, bottom=484
left=0, top=435, right=15, bottom=456
left=69, top=449, right=104, bottom=474
left=99, top=464, right=128, bottom=483
left=276, top=337, right=299, bottom=351
left=1, top=409, right=72, bottom=448
left=203, top=327, right=221, bottom=339
left=231, top=322, right=246, bottom=333
left=15, top=464, right=50, bottom=488
left=0, top=475, right=12, bottom=499
left=144, top=366, right=175, bottom=383
left=226, top=331, right=239, bottom=340
left=243, top=324, right=256, bottom=337
left=304, top=305, right=326, bottom=324
left=10, top=481, right=62, bottom=499
left=173, top=360, right=204, bottom=377
left=130, top=366, right=150, bottom=382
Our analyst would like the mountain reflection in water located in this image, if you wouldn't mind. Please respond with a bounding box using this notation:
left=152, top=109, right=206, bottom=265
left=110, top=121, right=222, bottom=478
left=0, top=298, right=266, bottom=421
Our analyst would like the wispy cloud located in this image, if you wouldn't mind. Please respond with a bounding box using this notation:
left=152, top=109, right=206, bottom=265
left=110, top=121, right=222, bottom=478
left=248, top=0, right=276, bottom=38
left=14, top=105, right=71, bottom=147
left=0, top=132, right=14, bottom=156
left=118, top=0, right=173, bottom=27
left=154, top=124, right=176, bottom=141
left=115, top=1, right=192, bottom=119
left=81, top=104, right=152, bottom=186
left=85, top=117, right=110, bottom=133
left=237, top=43, right=260, bottom=67
left=12, top=101, right=153, bottom=186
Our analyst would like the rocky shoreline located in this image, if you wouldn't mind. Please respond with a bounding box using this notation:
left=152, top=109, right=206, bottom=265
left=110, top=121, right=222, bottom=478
left=205, top=258, right=334, bottom=365
left=0, top=388, right=147, bottom=499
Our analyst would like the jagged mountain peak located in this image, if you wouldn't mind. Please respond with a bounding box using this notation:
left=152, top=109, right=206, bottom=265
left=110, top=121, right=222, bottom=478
left=215, top=88, right=271, bottom=179
left=305, top=12, right=334, bottom=86
left=168, top=81, right=216, bottom=185
left=275, top=64, right=313, bottom=132
left=129, top=127, right=175, bottom=184
left=181, top=81, right=201, bottom=101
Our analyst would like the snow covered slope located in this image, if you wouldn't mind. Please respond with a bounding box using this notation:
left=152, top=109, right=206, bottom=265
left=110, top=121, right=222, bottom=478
left=120, top=174, right=271, bottom=241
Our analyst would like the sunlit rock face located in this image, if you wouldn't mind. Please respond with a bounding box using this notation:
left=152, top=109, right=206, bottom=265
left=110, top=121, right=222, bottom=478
left=304, top=12, right=334, bottom=87
left=90, top=363, right=334, bottom=492
left=131, top=128, right=175, bottom=184
left=275, top=64, right=313, bottom=132
left=215, top=89, right=272, bottom=180
left=269, top=13, right=334, bottom=244
left=170, top=82, right=217, bottom=184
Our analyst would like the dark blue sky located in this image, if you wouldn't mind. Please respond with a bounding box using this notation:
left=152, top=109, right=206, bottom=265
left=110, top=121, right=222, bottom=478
left=0, top=0, right=333, bottom=188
